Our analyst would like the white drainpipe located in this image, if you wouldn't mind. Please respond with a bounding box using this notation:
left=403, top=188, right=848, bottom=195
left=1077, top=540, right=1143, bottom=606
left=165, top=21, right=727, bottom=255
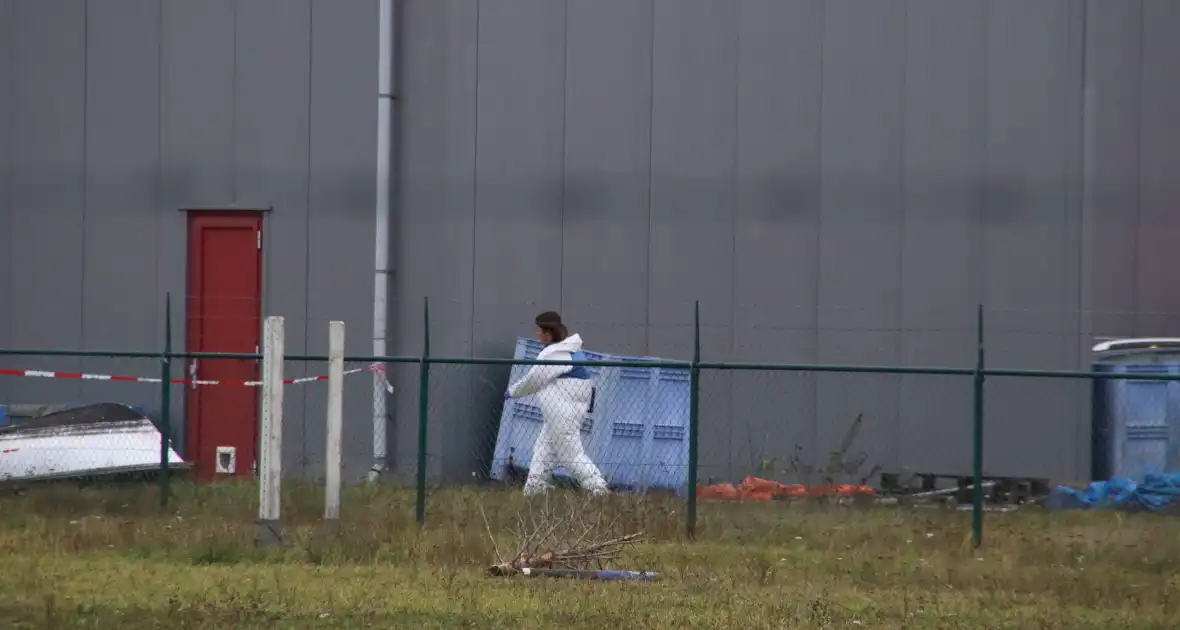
left=369, top=0, right=395, bottom=482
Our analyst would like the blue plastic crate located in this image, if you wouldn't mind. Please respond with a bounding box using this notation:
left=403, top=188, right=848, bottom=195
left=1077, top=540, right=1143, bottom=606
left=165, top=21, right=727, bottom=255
left=646, top=365, right=691, bottom=489
left=591, top=358, right=651, bottom=488
left=1093, top=363, right=1180, bottom=481
left=592, top=357, right=690, bottom=491
left=488, top=337, right=691, bottom=493
left=489, top=338, right=601, bottom=483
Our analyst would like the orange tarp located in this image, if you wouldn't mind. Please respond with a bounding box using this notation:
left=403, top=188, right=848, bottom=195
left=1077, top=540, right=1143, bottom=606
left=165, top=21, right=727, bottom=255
left=696, top=476, right=875, bottom=501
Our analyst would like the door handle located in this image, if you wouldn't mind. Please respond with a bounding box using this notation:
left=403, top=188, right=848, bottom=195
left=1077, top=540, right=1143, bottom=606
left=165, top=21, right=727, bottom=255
left=189, top=358, right=198, bottom=390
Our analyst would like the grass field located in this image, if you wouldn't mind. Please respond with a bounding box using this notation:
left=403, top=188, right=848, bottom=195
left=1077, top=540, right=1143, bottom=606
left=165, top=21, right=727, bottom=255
left=0, top=481, right=1176, bottom=629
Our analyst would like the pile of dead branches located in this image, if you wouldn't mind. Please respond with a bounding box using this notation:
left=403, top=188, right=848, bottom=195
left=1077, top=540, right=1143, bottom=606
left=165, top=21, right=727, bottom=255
left=482, top=493, right=644, bottom=576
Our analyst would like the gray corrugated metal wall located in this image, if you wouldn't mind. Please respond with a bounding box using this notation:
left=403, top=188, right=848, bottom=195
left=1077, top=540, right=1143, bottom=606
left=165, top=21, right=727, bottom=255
left=0, top=0, right=380, bottom=482
left=2, top=0, right=1178, bottom=487
left=393, top=0, right=1180, bottom=485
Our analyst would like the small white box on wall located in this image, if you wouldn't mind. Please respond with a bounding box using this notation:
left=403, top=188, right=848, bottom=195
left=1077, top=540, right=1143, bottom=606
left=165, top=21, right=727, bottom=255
left=215, top=446, right=236, bottom=474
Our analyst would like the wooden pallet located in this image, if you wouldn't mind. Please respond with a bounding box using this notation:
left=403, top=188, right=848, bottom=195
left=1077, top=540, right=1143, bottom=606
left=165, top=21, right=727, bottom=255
left=879, top=472, right=1050, bottom=505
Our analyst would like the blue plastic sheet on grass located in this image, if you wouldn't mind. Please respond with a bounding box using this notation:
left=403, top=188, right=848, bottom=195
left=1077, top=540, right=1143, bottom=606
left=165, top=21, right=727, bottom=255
left=1045, top=471, right=1180, bottom=513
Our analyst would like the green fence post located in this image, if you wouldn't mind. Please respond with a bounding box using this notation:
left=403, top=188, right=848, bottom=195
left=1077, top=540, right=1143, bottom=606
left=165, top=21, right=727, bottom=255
left=687, top=300, right=701, bottom=539
left=972, top=304, right=985, bottom=548
left=159, top=292, right=172, bottom=510
left=415, top=297, right=431, bottom=526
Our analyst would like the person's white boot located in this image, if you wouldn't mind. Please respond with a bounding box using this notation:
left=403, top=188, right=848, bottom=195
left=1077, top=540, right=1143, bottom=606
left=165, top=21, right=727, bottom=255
left=584, top=479, right=611, bottom=497
left=522, top=479, right=553, bottom=497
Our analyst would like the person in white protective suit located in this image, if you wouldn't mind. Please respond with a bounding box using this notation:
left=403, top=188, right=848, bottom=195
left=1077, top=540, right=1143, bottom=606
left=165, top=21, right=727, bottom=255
left=506, top=311, right=610, bottom=497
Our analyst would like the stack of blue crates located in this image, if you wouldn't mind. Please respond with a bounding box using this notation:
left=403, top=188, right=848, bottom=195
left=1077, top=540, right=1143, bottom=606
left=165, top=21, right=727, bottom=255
left=489, top=337, right=690, bottom=493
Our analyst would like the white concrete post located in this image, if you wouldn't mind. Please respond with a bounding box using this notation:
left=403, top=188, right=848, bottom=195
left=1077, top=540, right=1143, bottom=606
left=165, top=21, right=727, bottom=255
left=257, top=316, right=285, bottom=545
left=325, top=320, right=345, bottom=520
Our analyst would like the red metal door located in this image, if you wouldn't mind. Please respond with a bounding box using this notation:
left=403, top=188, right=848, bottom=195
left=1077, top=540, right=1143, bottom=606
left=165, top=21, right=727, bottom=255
left=185, top=212, right=263, bottom=482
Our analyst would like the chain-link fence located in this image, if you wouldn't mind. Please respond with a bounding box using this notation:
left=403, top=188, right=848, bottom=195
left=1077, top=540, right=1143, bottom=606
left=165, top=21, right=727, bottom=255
left=272, top=357, right=385, bottom=480
left=412, top=358, right=982, bottom=531
left=406, top=350, right=1180, bottom=544
left=7, top=303, right=1180, bottom=548
left=421, top=358, right=694, bottom=492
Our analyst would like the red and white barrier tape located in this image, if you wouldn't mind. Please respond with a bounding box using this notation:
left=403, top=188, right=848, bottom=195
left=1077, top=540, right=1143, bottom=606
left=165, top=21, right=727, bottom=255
left=0, top=362, right=393, bottom=391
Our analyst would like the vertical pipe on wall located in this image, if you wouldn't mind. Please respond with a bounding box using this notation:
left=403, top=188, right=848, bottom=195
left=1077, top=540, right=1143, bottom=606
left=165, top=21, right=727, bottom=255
left=370, top=0, right=396, bottom=482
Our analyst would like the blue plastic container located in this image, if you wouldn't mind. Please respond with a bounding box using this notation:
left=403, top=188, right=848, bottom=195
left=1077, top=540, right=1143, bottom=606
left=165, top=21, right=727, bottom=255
left=1090, top=339, right=1180, bottom=481
left=592, top=358, right=690, bottom=491
left=647, top=364, right=691, bottom=489
left=1092, top=362, right=1180, bottom=481
left=488, top=338, right=691, bottom=493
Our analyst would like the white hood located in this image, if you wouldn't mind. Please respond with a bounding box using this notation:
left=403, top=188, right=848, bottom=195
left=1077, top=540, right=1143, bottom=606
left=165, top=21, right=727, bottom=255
left=537, top=333, right=583, bottom=359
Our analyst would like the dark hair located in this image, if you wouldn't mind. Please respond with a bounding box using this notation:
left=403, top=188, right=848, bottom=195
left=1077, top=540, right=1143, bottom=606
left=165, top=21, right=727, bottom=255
left=535, top=311, right=568, bottom=343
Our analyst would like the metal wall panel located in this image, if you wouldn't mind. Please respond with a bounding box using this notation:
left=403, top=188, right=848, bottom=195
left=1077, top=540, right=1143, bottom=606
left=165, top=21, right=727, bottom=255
left=561, top=0, right=653, bottom=357
left=982, top=0, right=1083, bottom=479
left=79, top=0, right=161, bottom=410
left=729, top=0, right=824, bottom=483
left=897, top=0, right=987, bottom=475
left=816, top=0, right=907, bottom=476
left=8, top=0, right=86, bottom=405
left=471, top=0, right=567, bottom=352
left=1135, top=0, right=1180, bottom=336
left=392, top=0, right=480, bottom=481
left=304, top=0, right=379, bottom=483
left=983, top=0, right=1078, bottom=343
left=1075, top=0, right=1141, bottom=481
left=648, top=0, right=738, bottom=480
left=466, top=0, right=568, bottom=480
left=235, top=0, right=313, bottom=474
left=0, top=0, right=12, bottom=387
left=159, top=0, right=235, bottom=210
left=1084, top=1, right=1142, bottom=340
left=1061, top=0, right=1088, bottom=479
left=158, top=0, right=236, bottom=451
left=648, top=0, right=737, bottom=351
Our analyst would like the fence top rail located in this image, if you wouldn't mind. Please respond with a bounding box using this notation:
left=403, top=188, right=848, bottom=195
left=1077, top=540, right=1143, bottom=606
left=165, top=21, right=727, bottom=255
left=182, top=352, right=424, bottom=363
left=983, top=368, right=1180, bottom=381
left=697, top=361, right=976, bottom=376
left=6, top=347, right=1180, bottom=381
left=0, top=349, right=419, bottom=363
left=699, top=362, right=1180, bottom=380
left=0, top=348, right=163, bottom=359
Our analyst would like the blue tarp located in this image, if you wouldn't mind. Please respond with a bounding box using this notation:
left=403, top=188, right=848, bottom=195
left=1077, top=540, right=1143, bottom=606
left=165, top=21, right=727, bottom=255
left=1046, top=471, right=1180, bottom=513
